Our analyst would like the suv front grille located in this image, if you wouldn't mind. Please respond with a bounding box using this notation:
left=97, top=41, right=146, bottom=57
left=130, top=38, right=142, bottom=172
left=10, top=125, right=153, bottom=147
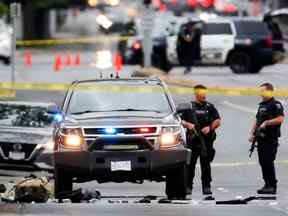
left=83, top=126, right=159, bottom=151
left=84, top=127, right=157, bottom=135
left=87, top=137, right=154, bottom=151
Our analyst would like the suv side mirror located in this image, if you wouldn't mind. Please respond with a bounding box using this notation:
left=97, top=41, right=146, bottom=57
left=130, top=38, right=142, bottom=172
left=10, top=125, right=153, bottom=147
left=176, top=103, right=192, bottom=113
left=47, top=104, right=61, bottom=114
left=47, top=104, right=63, bottom=123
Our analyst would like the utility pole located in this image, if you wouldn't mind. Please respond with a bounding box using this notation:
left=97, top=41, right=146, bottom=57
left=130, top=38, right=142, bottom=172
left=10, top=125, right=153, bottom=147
left=10, top=2, right=21, bottom=84
left=142, top=0, right=154, bottom=68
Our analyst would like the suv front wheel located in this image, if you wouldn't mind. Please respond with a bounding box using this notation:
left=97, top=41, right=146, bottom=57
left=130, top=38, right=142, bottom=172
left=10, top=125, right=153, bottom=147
left=249, top=64, right=263, bottom=74
left=165, top=164, right=188, bottom=200
left=229, top=52, right=251, bottom=74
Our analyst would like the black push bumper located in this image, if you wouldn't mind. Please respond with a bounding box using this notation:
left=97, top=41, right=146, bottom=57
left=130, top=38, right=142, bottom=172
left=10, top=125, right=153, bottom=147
left=54, top=149, right=191, bottom=182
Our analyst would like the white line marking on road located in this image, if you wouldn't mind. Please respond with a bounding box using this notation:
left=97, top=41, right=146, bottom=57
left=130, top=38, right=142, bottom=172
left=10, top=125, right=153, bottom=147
left=269, top=202, right=278, bottom=206
left=217, top=187, right=229, bottom=193
left=222, top=100, right=257, bottom=114
left=196, top=160, right=288, bottom=168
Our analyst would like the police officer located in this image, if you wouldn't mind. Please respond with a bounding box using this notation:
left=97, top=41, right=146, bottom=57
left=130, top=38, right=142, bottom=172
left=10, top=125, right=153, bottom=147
left=177, top=22, right=202, bottom=74
left=249, top=83, right=284, bottom=194
left=182, top=85, right=221, bottom=195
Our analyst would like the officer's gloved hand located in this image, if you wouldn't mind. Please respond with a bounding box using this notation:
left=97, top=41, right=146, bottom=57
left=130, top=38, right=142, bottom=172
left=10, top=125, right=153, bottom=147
left=248, top=135, right=255, bottom=143
left=201, top=126, right=210, bottom=135
left=187, top=123, right=196, bottom=132
left=259, top=121, right=268, bottom=129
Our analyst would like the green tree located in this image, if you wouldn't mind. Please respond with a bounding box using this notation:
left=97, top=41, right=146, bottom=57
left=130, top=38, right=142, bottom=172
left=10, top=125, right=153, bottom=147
left=0, top=3, right=8, bottom=17
left=21, top=0, right=70, bottom=40
left=4, top=0, right=86, bottom=39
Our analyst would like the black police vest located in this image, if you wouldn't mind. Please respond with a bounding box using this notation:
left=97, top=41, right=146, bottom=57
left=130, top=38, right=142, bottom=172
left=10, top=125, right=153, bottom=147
left=191, top=101, right=213, bottom=128
left=256, top=99, right=281, bottom=139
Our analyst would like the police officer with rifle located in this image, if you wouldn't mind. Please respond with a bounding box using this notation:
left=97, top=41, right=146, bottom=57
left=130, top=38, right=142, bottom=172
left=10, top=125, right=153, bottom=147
left=181, top=85, right=221, bottom=195
left=249, top=83, right=284, bottom=194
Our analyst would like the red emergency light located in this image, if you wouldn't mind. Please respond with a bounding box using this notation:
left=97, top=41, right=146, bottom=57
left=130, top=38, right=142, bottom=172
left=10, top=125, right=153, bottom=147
left=200, top=0, right=214, bottom=8
left=159, top=3, right=167, bottom=12
left=139, top=128, right=151, bottom=133
left=187, top=0, right=197, bottom=8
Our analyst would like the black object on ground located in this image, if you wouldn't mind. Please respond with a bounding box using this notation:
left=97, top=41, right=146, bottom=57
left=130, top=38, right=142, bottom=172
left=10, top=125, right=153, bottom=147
left=158, top=198, right=172, bottom=204
left=203, top=195, right=215, bottom=201
left=138, top=198, right=152, bottom=203
left=0, top=184, right=6, bottom=193
left=58, top=189, right=101, bottom=203
left=216, top=196, right=277, bottom=205
left=144, top=195, right=158, bottom=200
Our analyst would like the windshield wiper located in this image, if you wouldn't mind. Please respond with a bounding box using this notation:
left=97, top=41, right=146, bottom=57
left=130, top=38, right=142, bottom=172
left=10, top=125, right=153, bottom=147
left=71, top=109, right=163, bottom=115
left=70, top=110, right=101, bottom=115
left=107, top=109, right=163, bottom=113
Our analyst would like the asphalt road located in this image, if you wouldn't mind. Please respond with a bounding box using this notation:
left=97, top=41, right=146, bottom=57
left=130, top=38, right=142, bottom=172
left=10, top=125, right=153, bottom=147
left=0, top=53, right=288, bottom=215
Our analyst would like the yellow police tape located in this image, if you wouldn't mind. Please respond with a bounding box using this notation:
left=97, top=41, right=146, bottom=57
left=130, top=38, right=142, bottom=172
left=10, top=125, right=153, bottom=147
left=16, top=36, right=131, bottom=47
left=1, top=82, right=288, bottom=97
left=0, top=89, right=16, bottom=98
left=210, top=160, right=288, bottom=168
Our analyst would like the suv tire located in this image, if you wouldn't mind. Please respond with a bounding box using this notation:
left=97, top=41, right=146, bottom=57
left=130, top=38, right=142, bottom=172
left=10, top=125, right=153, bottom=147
left=54, top=167, right=73, bottom=199
left=229, top=52, right=251, bottom=74
left=249, top=64, right=263, bottom=74
left=165, top=164, right=188, bottom=200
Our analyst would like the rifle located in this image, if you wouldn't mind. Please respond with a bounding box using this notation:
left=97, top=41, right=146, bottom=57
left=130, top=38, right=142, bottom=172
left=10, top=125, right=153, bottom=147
left=249, top=128, right=265, bottom=158
left=189, top=102, right=207, bottom=157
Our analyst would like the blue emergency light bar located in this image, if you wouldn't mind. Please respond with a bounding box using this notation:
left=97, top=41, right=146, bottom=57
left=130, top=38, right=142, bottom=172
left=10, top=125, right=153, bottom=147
left=105, top=128, right=116, bottom=134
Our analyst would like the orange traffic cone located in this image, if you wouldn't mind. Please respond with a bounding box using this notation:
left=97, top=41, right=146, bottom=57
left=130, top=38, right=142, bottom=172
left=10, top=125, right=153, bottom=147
left=65, top=51, right=72, bottom=66
left=54, top=54, right=62, bottom=72
left=24, top=50, right=32, bottom=66
left=75, top=52, right=81, bottom=66
left=114, top=52, right=123, bottom=77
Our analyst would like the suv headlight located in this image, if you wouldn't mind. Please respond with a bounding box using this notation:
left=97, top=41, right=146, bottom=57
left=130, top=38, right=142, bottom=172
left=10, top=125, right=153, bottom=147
left=160, top=126, right=181, bottom=148
left=57, top=127, right=86, bottom=150
left=64, top=135, right=83, bottom=148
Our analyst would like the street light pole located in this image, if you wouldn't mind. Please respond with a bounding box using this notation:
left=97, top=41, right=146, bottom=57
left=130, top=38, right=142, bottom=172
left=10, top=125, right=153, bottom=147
left=10, top=3, right=21, bottom=84
left=142, top=0, right=154, bottom=68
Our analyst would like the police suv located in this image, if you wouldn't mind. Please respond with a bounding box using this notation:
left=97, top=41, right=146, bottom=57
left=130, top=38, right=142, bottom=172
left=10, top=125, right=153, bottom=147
left=167, top=18, right=285, bottom=74
left=48, top=78, right=191, bottom=200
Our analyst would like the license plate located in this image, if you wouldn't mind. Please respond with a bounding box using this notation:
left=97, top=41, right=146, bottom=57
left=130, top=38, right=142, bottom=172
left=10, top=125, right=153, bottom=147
left=9, top=151, right=25, bottom=160
left=111, top=161, right=131, bottom=171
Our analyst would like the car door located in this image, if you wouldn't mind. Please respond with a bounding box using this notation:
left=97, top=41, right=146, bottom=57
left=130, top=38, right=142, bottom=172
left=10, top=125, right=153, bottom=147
left=201, top=22, right=235, bottom=64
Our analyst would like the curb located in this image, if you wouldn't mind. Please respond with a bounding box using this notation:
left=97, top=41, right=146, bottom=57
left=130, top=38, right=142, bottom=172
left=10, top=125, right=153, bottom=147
left=132, top=68, right=288, bottom=96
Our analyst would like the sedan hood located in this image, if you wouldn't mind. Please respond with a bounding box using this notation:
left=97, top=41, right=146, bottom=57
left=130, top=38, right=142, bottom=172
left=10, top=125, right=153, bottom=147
left=0, top=126, right=52, bottom=144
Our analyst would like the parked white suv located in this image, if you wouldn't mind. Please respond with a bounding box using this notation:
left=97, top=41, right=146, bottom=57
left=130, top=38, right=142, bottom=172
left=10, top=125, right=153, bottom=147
left=0, top=20, right=11, bottom=65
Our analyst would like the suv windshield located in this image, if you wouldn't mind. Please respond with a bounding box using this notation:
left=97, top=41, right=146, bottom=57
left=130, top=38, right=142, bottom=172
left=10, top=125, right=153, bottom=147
left=68, top=83, right=172, bottom=115
left=235, top=21, right=269, bottom=35
left=0, top=103, right=52, bottom=128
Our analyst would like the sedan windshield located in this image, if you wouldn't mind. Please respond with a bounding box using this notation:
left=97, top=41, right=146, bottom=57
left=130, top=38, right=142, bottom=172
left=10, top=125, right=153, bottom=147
left=0, top=103, right=52, bottom=128
left=68, top=83, right=172, bottom=115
